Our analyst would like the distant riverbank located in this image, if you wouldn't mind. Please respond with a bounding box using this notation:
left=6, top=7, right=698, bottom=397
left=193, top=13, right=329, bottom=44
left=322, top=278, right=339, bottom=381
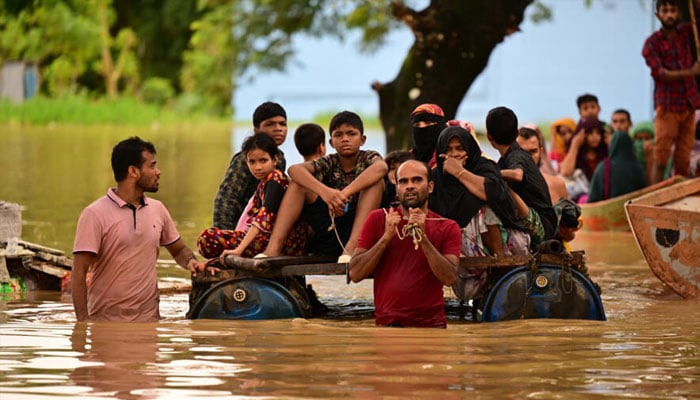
left=0, top=95, right=382, bottom=129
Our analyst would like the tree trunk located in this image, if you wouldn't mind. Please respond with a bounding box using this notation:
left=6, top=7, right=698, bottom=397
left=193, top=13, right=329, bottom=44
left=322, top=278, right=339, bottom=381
left=374, top=1, right=533, bottom=151
left=97, top=0, right=117, bottom=99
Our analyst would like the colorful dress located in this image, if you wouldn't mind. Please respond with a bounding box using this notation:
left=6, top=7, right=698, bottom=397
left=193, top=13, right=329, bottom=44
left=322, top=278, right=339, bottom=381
left=198, top=169, right=307, bottom=258
left=212, top=150, right=286, bottom=230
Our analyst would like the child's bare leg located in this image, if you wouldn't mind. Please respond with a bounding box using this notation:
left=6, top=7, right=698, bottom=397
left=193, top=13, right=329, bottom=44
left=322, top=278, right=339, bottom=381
left=482, top=225, right=504, bottom=256
left=344, top=179, right=384, bottom=257
left=508, top=188, right=529, bottom=218
left=263, top=182, right=309, bottom=256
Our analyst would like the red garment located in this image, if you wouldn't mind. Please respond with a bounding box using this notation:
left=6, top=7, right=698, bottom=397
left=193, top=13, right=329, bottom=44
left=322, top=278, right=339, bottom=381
left=357, top=208, right=461, bottom=328
left=642, top=23, right=700, bottom=112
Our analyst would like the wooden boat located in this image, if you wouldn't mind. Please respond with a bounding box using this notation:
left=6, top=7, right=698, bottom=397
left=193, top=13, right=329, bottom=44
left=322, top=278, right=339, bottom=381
left=0, top=240, right=190, bottom=295
left=0, top=239, right=72, bottom=293
left=188, top=248, right=605, bottom=322
left=625, top=177, right=700, bottom=299
left=581, top=175, right=685, bottom=231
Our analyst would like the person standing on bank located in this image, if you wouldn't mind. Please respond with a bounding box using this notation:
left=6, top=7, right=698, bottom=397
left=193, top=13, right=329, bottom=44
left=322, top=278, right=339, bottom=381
left=349, top=160, right=460, bottom=328
left=72, top=137, right=199, bottom=322
left=643, top=0, right=700, bottom=183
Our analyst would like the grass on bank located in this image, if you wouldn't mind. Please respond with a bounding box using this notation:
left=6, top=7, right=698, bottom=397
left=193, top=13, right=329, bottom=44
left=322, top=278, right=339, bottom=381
left=0, top=95, right=383, bottom=129
left=0, top=95, right=232, bottom=126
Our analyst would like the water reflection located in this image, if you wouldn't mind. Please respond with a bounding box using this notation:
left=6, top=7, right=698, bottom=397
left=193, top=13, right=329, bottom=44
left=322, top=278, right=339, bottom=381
left=0, top=297, right=698, bottom=399
left=70, top=322, right=161, bottom=399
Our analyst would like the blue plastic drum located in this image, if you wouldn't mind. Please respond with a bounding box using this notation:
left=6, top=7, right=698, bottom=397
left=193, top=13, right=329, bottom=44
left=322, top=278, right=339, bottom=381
left=481, top=264, right=606, bottom=322
left=189, top=276, right=304, bottom=320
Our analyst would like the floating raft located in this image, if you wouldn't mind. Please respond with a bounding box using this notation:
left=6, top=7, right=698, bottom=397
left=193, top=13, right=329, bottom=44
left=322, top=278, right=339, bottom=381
left=189, top=249, right=605, bottom=322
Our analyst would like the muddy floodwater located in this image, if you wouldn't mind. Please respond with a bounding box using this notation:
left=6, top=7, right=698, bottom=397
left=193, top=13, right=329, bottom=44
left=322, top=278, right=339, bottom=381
left=1, top=125, right=698, bottom=399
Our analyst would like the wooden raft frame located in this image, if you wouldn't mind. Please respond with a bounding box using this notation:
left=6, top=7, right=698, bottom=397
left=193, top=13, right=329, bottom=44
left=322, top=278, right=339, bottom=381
left=194, top=251, right=586, bottom=283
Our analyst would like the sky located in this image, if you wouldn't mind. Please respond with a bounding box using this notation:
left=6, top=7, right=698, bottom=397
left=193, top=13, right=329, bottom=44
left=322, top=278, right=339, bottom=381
left=231, top=0, right=657, bottom=160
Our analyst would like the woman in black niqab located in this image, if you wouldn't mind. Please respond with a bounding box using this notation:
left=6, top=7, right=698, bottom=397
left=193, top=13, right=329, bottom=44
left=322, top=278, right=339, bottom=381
left=430, top=126, right=524, bottom=232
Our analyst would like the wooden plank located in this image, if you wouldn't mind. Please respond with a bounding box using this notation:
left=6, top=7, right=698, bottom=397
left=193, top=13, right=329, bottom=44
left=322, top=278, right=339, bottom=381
left=280, top=263, right=348, bottom=276
left=0, top=248, right=35, bottom=258
left=0, top=256, right=9, bottom=282
left=217, top=251, right=586, bottom=279
left=27, top=261, right=69, bottom=278
left=16, top=239, right=65, bottom=256
left=459, top=251, right=584, bottom=269
left=35, top=251, right=72, bottom=269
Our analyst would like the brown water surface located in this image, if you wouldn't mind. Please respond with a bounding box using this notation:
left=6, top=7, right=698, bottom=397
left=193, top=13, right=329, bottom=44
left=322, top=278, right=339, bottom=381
left=0, top=125, right=698, bottom=399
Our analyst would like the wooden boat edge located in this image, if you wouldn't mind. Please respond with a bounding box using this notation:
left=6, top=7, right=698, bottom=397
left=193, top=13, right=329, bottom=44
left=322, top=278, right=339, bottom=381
left=624, top=177, right=700, bottom=299
left=581, top=175, right=685, bottom=231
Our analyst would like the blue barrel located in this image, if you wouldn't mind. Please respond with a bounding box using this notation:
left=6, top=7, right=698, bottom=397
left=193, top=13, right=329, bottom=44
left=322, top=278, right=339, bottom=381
left=189, top=277, right=304, bottom=320
left=481, top=264, right=605, bottom=322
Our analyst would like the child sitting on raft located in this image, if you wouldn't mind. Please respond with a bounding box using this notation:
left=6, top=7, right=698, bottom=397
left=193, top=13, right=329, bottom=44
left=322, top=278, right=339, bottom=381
left=197, top=133, right=308, bottom=259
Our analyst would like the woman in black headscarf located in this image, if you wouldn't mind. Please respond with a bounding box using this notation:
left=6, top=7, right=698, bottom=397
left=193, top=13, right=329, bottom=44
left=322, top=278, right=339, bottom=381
left=430, top=126, right=528, bottom=300
left=411, top=103, right=447, bottom=167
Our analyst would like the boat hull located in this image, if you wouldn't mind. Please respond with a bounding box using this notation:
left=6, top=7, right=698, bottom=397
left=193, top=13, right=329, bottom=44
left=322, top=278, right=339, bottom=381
left=582, top=175, right=684, bottom=231
left=625, top=178, right=700, bottom=298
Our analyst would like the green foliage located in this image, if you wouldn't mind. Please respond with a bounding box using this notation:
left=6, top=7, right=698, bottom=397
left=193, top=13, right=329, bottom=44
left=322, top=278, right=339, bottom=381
left=179, top=0, right=398, bottom=118
left=112, top=0, right=199, bottom=90
left=180, top=1, right=236, bottom=116
left=141, top=77, right=175, bottom=106
left=529, top=1, right=553, bottom=23
left=44, top=55, right=85, bottom=96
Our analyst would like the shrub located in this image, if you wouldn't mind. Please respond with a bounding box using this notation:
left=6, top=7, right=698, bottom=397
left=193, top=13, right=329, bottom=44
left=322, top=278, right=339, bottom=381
left=141, top=77, right=175, bottom=106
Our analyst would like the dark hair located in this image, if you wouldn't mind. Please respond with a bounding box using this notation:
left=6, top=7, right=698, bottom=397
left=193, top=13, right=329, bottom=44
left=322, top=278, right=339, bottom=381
left=385, top=150, right=413, bottom=168
left=554, top=198, right=582, bottom=229
left=486, top=106, right=518, bottom=145
left=612, top=108, right=631, bottom=121
left=396, top=159, right=433, bottom=183
left=576, top=93, right=599, bottom=109
left=656, top=0, right=680, bottom=12
left=111, top=136, right=156, bottom=182
left=518, top=127, right=542, bottom=148
left=569, top=118, right=608, bottom=178
left=385, top=150, right=413, bottom=182
left=252, top=101, right=286, bottom=128
left=294, top=123, right=325, bottom=157
left=329, top=110, right=364, bottom=134
left=241, top=133, right=279, bottom=159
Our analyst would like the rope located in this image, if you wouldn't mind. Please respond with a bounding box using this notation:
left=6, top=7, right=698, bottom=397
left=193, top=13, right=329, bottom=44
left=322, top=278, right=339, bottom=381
left=327, top=207, right=448, bottom=255
left=382, top=208, right=447, bottom=250
left=559, top=253, right=574, bottom=295
left=519, top=253, right=540, bottom=319
left=328, top=211, right=348, bottom=255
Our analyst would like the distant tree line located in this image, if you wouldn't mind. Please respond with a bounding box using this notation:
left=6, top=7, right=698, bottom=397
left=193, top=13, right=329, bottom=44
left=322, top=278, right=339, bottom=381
left=1, top=1, right=569, bottom=149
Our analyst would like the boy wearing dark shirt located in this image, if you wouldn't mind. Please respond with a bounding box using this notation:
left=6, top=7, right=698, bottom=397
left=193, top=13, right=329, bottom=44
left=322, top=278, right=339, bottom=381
left=486, top=106, right=557, bottom=245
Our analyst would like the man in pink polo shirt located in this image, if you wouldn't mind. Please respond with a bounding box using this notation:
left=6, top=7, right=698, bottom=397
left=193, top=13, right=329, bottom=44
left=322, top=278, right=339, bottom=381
left=72, top=137, right=200, bottom=322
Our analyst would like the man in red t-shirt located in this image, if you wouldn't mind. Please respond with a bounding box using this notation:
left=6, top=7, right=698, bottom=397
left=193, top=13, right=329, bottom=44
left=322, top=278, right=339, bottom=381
left=349, top=160, right=461, bottom=328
